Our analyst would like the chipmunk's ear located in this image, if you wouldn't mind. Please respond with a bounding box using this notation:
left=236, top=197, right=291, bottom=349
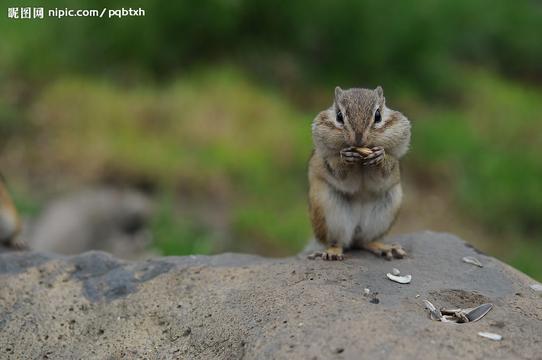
left=375, top=86, right=384, bottom=97
left=334, top=86, right=343, bottom=100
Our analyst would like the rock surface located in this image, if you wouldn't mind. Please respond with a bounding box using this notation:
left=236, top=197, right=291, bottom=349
left=0, top=231, right=540, bottom=359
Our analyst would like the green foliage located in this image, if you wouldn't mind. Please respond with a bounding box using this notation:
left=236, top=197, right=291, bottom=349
left=27, top=68, right=312, bottom=255
left=508, top=240, right=542, bottom=280
left=412, top=71, right=542, bottom=234
left=151, top=194, right=213, bottom=256
left=10, top=187, right=42, bottom=218
left=2, top=0, right=541, bottom=93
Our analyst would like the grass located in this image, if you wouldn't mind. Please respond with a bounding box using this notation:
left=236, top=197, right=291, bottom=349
left=3, top=66, right=541, bottom=280
left=150, top=194, right=213, bottom=256
left=19, top=67, right=313, bottom=256
left=413, top=71, right=542, bottom=234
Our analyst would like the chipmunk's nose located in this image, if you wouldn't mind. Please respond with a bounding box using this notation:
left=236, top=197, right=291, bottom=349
left=354, top=133, right=365, bottom=147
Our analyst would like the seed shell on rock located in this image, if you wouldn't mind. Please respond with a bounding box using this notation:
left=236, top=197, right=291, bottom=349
left=462, top=256, right=483, bottom=268
left=386, top=273, right=411, bottom=284
left=478, top=332, right=502, bottom=341
left=423, top=299, right=442, bottom=321
left=466, top=303, right=493, bottom=322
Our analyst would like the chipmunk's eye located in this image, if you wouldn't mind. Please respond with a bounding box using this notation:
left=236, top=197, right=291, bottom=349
left=374, top=109, right=382, bottom=124
left=336, top=109, right=344, bottom=124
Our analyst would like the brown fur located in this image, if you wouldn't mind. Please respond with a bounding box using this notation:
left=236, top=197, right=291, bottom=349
left=308, top=154, right=328, bottom=244
left=307, top=86, right=411, bottom=257
left=0, top=175, right=21, bottom=245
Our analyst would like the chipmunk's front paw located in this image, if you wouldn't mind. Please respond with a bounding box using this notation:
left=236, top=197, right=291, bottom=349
left=362, top=146, right=385, bottom=166
left=340, top=147, right=363, bottom=164
left=363, top=241, right=406, bottom=261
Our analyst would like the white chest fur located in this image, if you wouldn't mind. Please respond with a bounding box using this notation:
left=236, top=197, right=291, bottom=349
left=321, top=182, right=402, bottom=247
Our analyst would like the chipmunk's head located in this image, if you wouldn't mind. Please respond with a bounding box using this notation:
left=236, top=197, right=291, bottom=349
left=312, top=86, right=411, bottom=158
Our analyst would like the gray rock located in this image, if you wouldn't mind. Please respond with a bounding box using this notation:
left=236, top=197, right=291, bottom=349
left=0, top=231, right=540, bottom=359
left=27, top=188, right=155, bottom=259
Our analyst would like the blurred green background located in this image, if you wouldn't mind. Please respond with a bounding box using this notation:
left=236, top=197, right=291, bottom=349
left=1, top=0, right=541, bottom=279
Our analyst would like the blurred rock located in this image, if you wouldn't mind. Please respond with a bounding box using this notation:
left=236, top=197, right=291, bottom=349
left=0, top=232, right=540, bottom=359
left=27, top=188, right=155, bottom=259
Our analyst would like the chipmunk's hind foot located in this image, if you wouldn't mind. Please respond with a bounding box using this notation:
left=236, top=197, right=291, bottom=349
left=363, top=241, right=406, bottom=260
left=307, top=245, right=344, bottom=261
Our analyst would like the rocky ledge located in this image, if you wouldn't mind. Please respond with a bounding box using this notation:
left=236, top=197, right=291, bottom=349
left=0, top=231, right=541, bottom=359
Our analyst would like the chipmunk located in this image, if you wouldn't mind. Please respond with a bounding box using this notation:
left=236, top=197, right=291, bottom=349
left=0, top=174, right=23, bottom=249
left=307, top=86, right=410, bottom=260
